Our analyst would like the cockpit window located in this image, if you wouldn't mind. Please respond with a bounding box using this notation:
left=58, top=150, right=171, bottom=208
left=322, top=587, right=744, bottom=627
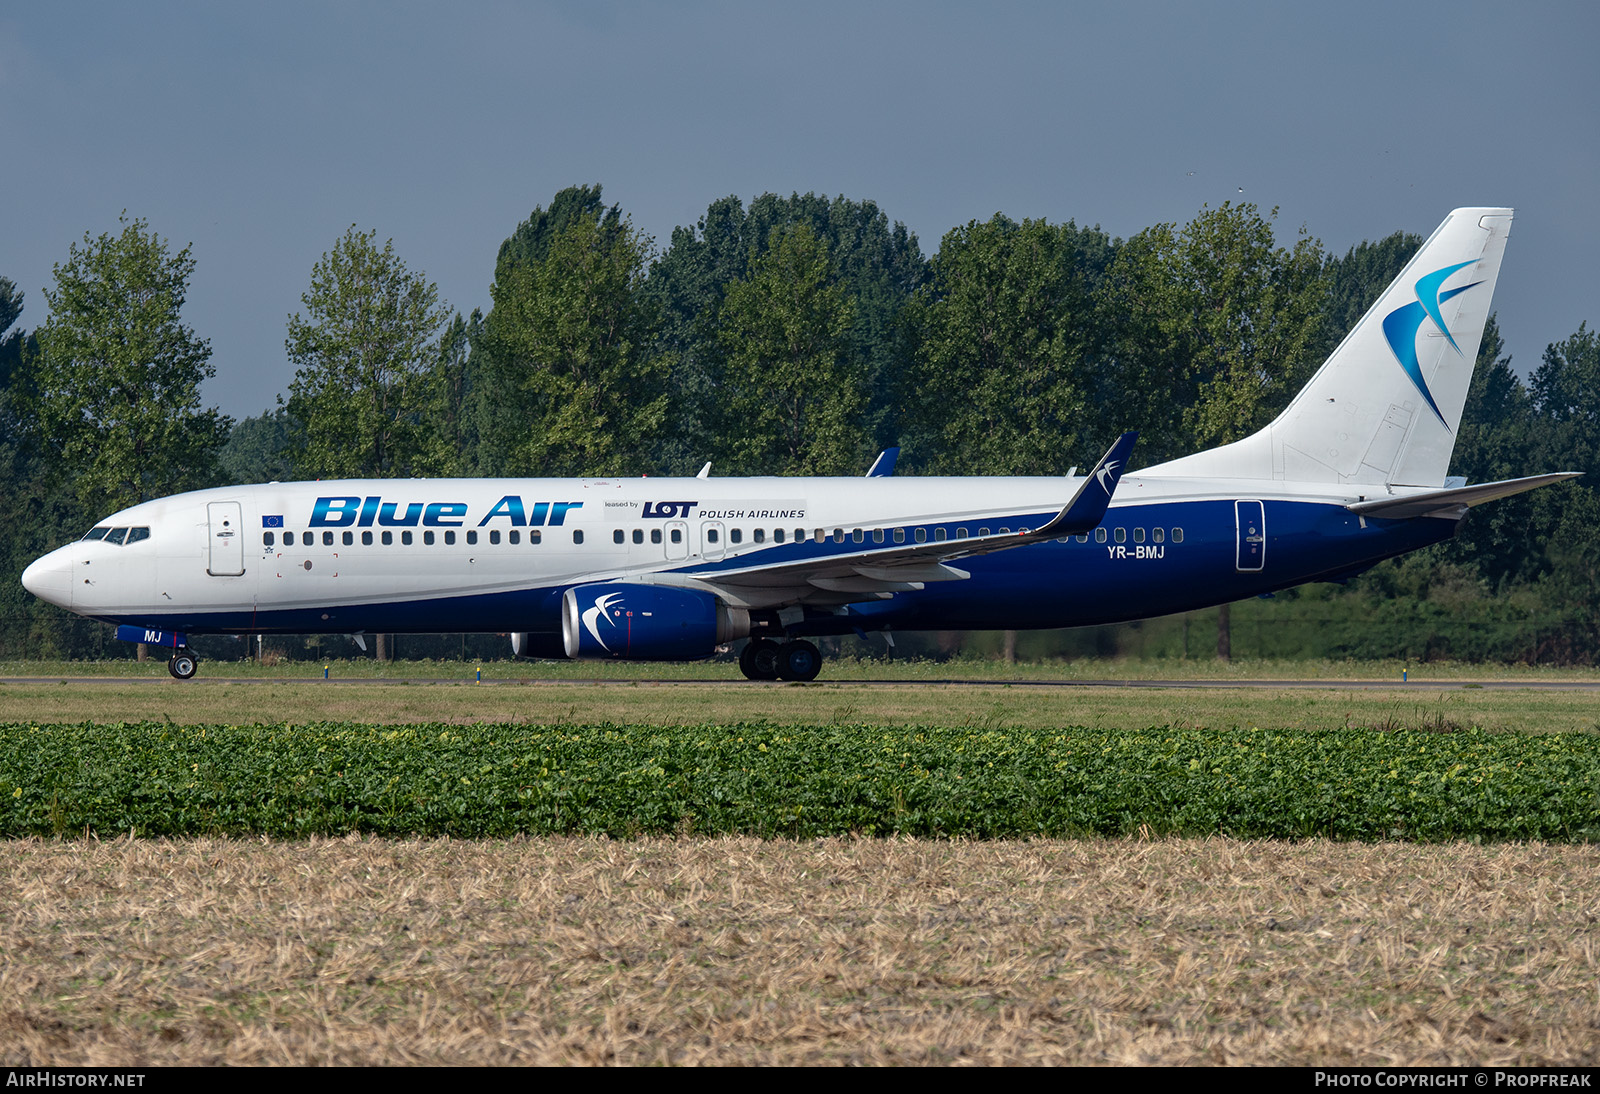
left=124, top=527, right=150, bottom=544
left=82, top=527, right=111, bottom=541
left=104, top=528, right=129, bottom=545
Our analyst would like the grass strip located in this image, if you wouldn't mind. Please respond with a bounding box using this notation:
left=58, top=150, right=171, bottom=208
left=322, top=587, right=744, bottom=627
left=2, top=721, right=1597, bottom=841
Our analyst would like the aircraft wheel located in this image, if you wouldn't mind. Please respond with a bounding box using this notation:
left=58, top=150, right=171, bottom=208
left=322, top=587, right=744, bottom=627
left=739, top=638, right=781, bottom=680
left=776, top=640, right=822, bottom=682
left=168, top=652, right=198, bottom=680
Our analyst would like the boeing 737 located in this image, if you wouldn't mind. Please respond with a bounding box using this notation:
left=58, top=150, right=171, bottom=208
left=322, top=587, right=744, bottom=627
left=20, top=207, right=1576, bottom=680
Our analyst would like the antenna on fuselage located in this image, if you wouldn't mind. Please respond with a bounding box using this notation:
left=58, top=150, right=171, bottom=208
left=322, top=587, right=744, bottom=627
left=696, top=462, right=711, bottom=479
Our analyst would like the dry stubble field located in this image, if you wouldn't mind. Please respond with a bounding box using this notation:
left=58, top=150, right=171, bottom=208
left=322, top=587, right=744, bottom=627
left=2, top=674, right=1598, bottom=1065
left=3, top=836, right=1598, bottom=1065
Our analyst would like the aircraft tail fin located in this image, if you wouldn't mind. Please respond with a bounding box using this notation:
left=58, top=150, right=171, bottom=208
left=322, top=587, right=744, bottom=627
left=1145, top=207, right=1513, bottom=488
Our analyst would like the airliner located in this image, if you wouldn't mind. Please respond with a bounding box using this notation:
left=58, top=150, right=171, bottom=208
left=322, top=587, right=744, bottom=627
left=20, top=208, right=1576, bottom=680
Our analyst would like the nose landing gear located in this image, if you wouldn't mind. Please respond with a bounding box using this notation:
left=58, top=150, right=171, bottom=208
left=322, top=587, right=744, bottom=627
left=738, top=638, right=822, bottom=682
left=167, top=651, right=198, bottom=680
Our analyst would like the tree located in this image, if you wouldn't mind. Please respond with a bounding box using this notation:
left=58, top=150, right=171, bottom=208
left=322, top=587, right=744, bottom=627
left=474, top=201, right=665, bottom=477
left=283, top=226, right=452, bottom=479
left=26, top=215, right=231, bottom=512
left=900, top=214, right=1113, bottom=474
left=1100, top=203, right=1326, bottom=464
left=713, top=223, right=863, bottom=475
left=643, top=192, right=926, bottom=470
left=219, top=407, right=298, bottom=485
left=1100, top=204, right=1326, bottom=660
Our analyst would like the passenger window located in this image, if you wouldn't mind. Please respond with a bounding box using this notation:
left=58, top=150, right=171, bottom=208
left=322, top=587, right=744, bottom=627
left=652, top=529, right=662, bottom=544
left=343, top=531, right=353, bottom=546
left=323, top=531, right=334, bottom=546
left=978, top=527, right=990, bottom=537
left=402, top=531, right=413, bottom=545
left=283, top=531, right=294, bottom=546
left=574, top=530, right=584, bottom=545
left=914, top=528, right=927, bottom=543
left=1114, top=528, right=1126, bottom=543
left=82, top=527, right=111, bottom=541
left=956, top=528, right=967, bottom=539
left=1153, top=528, right=1164, bottom=543
left=893, top=528, right=905, bottom=544
left=670, top=529, right=681, bottom=544
left=444, top=531, right=456, bottom=545
left=833, top=529, right=844, bottom=543
left=382, top=531, right=393, bottom=545
left=815, top=529, right=825, bottom=543
left=362, top=531, right=373, bottom=546
left=1133, top=527, right=1145, bottom=543
left=707, top=529, right=719, bottom=544
left=731, top=528, right=742, bottom=544
left=530, top=530, right=541, bottom=544
left=998, top=527, right=1010, bottom=534
left=633, top=529, right=644, bottom=544
left=852, top=529, right=863, bottom=543
left=773, top=528, right=785, bottom=544
left=753, top=529, right=765, bottom=544
left=424, top=530, right=435, bottom=545
left=509, top=530, right=520, bottom=545
left=873, top=528, right=884, bottom=543
left=795, top=528, right=805, bottom=543
left=934, top=528, right=947, bottom=541
left=1075, top=533, right=1088, bottom=543
left=1095, top=528, right=1107, bottom=543
left=1172, top=528, right=1184, bottom=543
left=466, top=530, right=478, bottom=545
left=490, top=530, right=501, bottom=545
left=614, top=529, right=625, bottom=544
left=264, top=531, right=275, bottom=547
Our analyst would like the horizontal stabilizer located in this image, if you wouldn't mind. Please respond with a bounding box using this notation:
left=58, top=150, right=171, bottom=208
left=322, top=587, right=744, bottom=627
left=1347, top=473, right=1579, bottom=519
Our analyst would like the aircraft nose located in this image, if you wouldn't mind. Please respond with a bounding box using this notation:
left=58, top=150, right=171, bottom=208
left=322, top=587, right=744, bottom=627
left=21, top=549, right=73, bottom=609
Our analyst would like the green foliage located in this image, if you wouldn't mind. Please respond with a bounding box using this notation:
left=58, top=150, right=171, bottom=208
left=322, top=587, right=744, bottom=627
left=713, top=224, right=864, bottom=474
left=219, top=407, right=298, bottom=484
left=25, top=215, right=231, bottom=512
left=643, top=192, right=926, bottom=470
left=283, top=226, right=453, bottom=479
left=2, top=721, right=1595, bottom=841
left=474, top=197, right=666, bottom=476
left=1102, top=203, right=1326, bottom=462
left=901, top=215, right=1114, bottom=473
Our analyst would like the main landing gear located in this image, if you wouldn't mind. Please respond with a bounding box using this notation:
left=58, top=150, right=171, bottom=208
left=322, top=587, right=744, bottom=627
left=167, top=651, right=198, bottom=680
left=738, top=638, right=822, bottom=682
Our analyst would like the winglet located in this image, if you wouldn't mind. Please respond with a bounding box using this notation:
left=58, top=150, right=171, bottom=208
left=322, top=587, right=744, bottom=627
left=866, top=448, right=900, bottom=477
left=1038, top=432, right=1137, bottom=536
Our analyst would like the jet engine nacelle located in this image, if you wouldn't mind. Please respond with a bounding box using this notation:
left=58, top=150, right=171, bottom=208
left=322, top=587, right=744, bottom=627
left=561, top=584, right=750, bottom=660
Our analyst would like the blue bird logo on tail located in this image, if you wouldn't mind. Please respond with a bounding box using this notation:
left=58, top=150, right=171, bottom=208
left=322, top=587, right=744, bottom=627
left=1381, top=260, right=1483, bottom=428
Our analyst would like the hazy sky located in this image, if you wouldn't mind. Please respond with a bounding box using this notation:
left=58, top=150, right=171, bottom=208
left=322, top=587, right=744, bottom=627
left=4, top=1, right=1596, bottom=421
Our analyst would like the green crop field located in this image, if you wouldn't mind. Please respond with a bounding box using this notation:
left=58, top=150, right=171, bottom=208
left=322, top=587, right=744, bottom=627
left=4, top=719, right=1597, bottom=842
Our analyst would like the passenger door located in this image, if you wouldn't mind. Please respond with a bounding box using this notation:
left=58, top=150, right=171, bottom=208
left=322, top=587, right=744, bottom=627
left=1235, top=500, right=1265, bottom=572
left=206, top=501, right=245, bottom=576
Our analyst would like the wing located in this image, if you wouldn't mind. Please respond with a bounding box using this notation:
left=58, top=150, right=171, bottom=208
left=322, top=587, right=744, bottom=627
left=644, top=432, right=1138, bottom=609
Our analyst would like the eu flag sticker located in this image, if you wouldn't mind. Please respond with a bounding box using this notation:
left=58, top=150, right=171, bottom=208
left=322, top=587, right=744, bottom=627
left=262, top=515, right=284, bottom=528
